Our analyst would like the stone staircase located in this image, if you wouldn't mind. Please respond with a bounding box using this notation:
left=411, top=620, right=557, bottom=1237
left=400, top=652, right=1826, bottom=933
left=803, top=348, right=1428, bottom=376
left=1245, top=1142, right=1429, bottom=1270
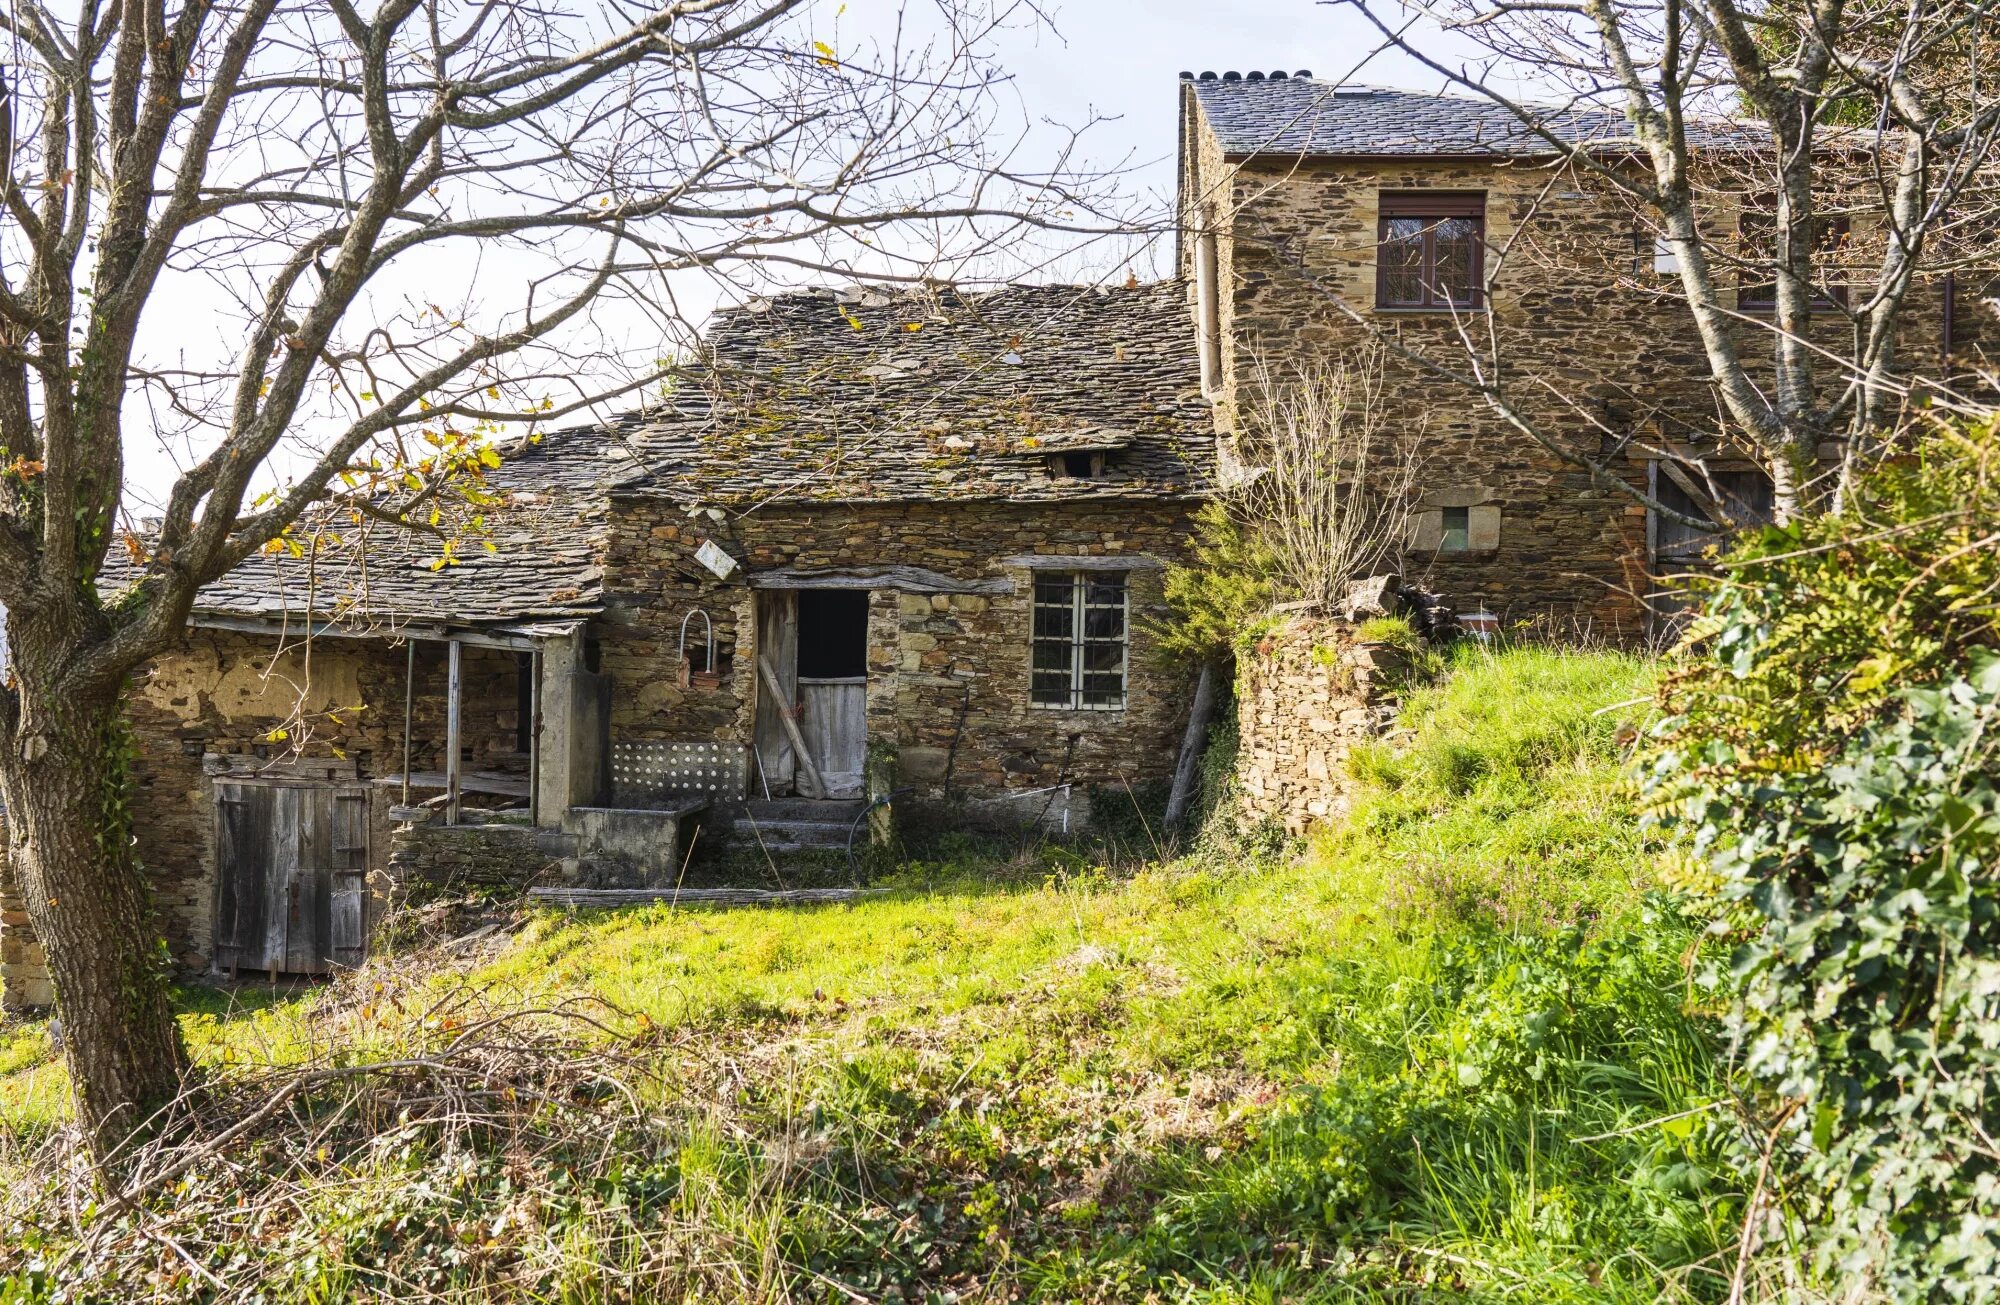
left=730, top=798, right=868, bottom=855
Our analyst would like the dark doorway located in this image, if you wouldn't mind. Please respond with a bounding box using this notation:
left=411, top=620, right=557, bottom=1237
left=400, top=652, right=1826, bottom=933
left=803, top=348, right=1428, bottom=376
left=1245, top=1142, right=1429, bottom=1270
left=797, top=589, right=869, bottom=678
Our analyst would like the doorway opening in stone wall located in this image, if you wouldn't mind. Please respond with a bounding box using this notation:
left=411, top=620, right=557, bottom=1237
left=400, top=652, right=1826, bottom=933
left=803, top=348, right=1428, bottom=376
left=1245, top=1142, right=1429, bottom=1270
left=753, top=588, right=868, bottom=799
left=212, top=774, right=368, bottom=980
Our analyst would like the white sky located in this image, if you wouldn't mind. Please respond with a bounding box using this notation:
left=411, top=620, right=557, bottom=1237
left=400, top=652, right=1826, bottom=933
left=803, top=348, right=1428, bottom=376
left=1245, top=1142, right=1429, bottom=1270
left=122, top=0, right=1482, bottom=508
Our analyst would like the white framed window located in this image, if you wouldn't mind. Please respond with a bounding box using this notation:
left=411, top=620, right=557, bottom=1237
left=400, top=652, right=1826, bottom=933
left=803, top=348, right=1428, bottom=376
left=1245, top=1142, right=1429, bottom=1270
left=1030, top=571, right=1128, bottom=710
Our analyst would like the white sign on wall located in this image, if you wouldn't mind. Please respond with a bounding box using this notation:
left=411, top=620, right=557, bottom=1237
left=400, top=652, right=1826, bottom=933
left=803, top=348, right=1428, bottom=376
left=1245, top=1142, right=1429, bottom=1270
left=694, top=538, right=739, bottom=580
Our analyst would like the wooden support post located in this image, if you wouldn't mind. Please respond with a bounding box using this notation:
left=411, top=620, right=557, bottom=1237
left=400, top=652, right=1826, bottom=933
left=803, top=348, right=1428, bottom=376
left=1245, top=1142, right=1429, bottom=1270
left=446, top=638, right=463, bottom=825
left=401, top=637, right=416, bottom=807
left=759, top=653, right=824, bottom=799
left=527, top=648, right=542, bottom=827
left=1164, top=662, right=1218, bottom=837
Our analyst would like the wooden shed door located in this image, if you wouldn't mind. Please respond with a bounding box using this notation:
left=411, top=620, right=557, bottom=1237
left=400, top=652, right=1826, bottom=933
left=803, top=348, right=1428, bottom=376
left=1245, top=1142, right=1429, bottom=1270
left=215, top=782, right=368, bottom=976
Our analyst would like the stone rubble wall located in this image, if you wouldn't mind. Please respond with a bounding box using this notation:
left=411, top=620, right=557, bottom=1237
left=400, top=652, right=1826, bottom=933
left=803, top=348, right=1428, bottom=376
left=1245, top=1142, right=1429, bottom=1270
left=1234, top=617, right=1404, bottom=837
left=385, top=817, right=577, bottom=901
left=0, top=818, right=51, bottom=1010
left=597, top=497, right=1203, bottom=806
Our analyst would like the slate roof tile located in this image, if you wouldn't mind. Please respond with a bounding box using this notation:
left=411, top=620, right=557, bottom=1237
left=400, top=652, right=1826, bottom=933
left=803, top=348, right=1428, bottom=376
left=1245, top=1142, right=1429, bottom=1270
left=1187, top=75, right=1747, bottom=160
left=616, top=281, right=1216, bottom=505
left=112, top=420, right=624, bottom=630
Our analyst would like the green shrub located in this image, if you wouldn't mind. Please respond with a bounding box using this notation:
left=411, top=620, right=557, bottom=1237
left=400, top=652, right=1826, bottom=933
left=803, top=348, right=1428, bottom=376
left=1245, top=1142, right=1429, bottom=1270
left=1644, top=417, right=2000, bottom=1298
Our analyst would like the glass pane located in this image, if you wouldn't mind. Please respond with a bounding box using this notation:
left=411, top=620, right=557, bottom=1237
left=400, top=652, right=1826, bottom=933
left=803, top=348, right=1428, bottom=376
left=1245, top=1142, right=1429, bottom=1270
left=1080, top=674, right=1125, bottom=708
left=1034, top=575, right=1075, bottom=606
left=1441, top=506, right=1470, bottom=550
left=1030, top=671, right=1071, bottom=706
left=1081, top=642, right=1123, bottom=673
left=1033, top=605, right=1072, bottom=640
left=1083, top=606, right=1124, bottom=640
left=1032, top=639, right=1072, bottom=674
left=1084, top=574, right=1125, bottom=604
left=1379, top=218, right=1426, bottom=305
left=1432, top=219, right=1477, bottom=305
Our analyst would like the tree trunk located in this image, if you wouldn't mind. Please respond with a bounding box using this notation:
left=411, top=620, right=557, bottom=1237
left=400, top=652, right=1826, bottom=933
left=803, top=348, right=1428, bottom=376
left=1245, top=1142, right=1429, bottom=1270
left=0, top=678, right=190, bottom=1162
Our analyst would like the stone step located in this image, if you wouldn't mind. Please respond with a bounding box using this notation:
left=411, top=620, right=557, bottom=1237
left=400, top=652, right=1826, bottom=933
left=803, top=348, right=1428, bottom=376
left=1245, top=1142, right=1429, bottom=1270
left=742, top=798, right=868, bottom=823
left=731, top=817, right=854, bottom=850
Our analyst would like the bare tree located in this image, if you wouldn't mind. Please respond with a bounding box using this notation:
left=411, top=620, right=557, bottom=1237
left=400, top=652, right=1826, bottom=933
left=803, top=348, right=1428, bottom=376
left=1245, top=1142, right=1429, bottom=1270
left=0, top=0, right=1131, bottom=1159
left=1234, top=346, right=1426, bottom=609
left=1326, top=0, right=2000, bottom=521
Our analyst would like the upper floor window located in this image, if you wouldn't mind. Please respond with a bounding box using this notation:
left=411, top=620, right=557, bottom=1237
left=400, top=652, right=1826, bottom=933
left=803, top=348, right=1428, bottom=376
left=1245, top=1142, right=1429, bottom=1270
left=1377, top=193, right=1485, bottom=310
left=1738, top=211, right=1850, bottom=311
left=1030, top=571, right=1127, bottom=710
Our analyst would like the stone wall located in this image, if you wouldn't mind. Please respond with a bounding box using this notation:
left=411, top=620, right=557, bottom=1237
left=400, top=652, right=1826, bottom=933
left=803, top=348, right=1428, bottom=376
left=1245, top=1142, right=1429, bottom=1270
left=385, top=816, right=576, bottom=900
left=1234, top=618, right=1404, bottom=836
left=596, top=497, right=1204, bottom=803
left=0, top=819, right=50, bottom=1010
left=1179, top=102, right=1996, bottom=637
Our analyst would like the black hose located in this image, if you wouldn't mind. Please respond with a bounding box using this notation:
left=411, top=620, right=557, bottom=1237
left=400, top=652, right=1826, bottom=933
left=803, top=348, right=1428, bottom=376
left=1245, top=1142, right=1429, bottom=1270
left=846, top=787, right=915, bottom=886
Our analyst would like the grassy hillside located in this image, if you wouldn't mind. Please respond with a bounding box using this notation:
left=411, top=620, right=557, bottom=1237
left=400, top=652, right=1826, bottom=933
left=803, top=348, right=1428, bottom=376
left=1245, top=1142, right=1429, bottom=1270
left=0, top=644, right=1740, bottom=1302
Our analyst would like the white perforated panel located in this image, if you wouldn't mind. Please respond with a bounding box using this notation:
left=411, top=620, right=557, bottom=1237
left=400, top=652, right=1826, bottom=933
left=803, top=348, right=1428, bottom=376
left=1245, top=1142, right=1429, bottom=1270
left=610, top=739, right=748, bottom=804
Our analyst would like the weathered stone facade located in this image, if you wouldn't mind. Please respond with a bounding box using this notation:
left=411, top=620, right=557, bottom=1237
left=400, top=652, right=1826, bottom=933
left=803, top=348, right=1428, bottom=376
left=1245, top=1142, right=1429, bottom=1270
left=597, top=497, right=1202, bottom=802
left=1178, top=79, right=1991, bottom=636
left=1234, top=618, right=1404, bottom=836
left=386, top=817, right=575, bottom=900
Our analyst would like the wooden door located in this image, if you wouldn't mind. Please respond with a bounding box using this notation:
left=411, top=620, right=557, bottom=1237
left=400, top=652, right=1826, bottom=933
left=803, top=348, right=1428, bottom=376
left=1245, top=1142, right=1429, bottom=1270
left=797, top=678, right=866, bottom=797
left=753, top=591, right=799, bottom=792
left=215, top=781, right=369, bottom=976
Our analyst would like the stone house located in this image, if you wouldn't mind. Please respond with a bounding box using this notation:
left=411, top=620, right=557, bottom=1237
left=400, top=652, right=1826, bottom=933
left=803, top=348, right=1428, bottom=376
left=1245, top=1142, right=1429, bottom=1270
left=3, top=282, right=1214, bottom=1007
left=1177, top=72, right=1989, bottom=633
left=7, top=75, right=1993, bottom=1007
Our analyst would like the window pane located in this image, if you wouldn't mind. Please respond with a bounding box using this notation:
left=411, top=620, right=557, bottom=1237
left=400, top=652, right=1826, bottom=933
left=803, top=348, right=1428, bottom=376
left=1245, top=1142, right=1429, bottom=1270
left=1432, top=218, right=1477, bottom=305
left=1441, top=505, right=1470, bottom=550
left=1379, top=218, right=1426, bottom=305
left=1034, top=574, right=1076, bottom=606
left=1083, top=605, right=1124, bottom=640
left=1030, top=671, right=1072, bottom=706
left=1032, top=604, right=1072, bottom=640
left=1031, top=639, right=1072, bottom=674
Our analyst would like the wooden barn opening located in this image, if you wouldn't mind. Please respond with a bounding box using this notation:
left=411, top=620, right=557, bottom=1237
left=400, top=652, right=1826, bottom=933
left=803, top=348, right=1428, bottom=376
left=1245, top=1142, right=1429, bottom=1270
left=754, top=588, right=869, bottom=798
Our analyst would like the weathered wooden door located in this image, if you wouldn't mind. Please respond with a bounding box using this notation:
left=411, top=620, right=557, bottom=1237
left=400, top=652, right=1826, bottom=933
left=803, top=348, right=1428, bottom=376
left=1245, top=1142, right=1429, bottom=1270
left=215, top=781, right=368, bottom=976
left=797, top=677, right=866, bottom=797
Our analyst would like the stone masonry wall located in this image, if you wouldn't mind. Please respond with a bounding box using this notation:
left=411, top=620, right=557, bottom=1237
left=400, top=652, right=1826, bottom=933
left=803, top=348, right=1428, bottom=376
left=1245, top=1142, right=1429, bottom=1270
left=1, top=627, right=529, bottom=1006
left=597, top=496, right=1203, bottom=801
left=1181, top=104, right=1995, bottom=637
left=386, top=818, right=576, bottom=900
left=0, top=816, right=50, bottom=1010
left=1235, top=618, right=1404, bottom=837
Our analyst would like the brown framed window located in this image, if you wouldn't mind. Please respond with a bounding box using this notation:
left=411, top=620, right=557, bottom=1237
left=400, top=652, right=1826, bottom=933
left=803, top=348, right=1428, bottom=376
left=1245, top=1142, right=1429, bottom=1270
left=1377, top=193, right=1485, bottom=310
left=1739, top=212, right=1850, bottom=310
left=1030, top=571, right=1127, bottom=710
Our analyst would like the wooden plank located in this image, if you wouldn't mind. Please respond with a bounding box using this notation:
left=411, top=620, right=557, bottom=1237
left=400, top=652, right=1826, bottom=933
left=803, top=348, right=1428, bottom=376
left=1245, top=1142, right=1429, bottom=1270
left=748, top=564, right=1012, bottom=595
left=445, top=638, right=463, bottom=825
left=215, top=783, right=272, bottom=972
left=262, top=785, right=292, bottom=976
left=799, top=679, right=866, bottom=798
left=282, top=786, right=326, bottom=975
left=754, top=592, right=798, bottom=792
left=529, top=886, right=887, bottom=909
left=330, top=788, right=367, bottom=968
left=758, top=653, right=824, bottom=799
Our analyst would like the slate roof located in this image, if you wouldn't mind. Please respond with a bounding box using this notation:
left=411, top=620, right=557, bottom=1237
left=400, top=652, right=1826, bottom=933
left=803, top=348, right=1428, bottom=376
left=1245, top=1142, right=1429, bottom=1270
left=618, top=281, right=1215, bottom=505
left=113, top=420, right=624, bottom=631
left=1186, top=73, right=1746, bottom=160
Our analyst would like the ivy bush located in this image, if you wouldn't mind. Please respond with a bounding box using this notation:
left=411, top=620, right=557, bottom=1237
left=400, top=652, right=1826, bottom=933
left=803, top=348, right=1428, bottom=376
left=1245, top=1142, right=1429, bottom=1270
left=1643, top=418, right=2000, bottom=1299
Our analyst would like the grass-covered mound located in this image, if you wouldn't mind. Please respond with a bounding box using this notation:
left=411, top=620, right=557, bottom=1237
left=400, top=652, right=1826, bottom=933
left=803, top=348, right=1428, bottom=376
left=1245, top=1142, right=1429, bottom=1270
left=0, top=644, right=1738, bottom=1302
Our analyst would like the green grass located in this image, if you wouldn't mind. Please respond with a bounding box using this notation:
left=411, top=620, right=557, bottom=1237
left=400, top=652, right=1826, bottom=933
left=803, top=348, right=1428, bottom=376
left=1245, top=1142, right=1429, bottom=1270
left=0, top=642, right=1739, bottom=1302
